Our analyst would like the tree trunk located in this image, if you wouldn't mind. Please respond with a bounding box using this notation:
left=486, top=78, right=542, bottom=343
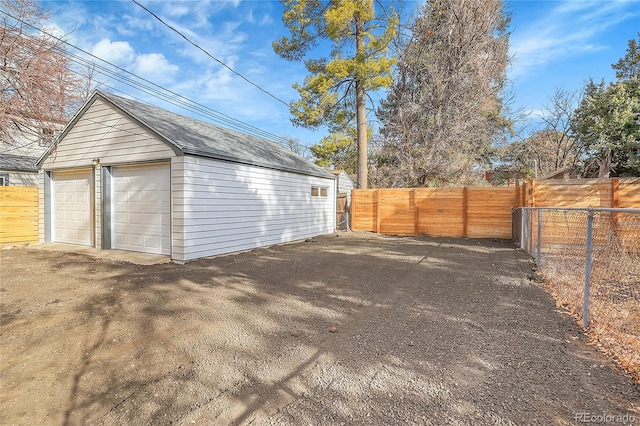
left=355, top=14, right=368, bottom=189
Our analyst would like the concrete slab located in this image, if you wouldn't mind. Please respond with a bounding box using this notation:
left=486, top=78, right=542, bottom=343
left=25, top=243, right=171, bottom=266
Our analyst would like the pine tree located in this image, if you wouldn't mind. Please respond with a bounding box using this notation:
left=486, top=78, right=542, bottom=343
left=572, top=35, right=640, bottom=177
left=273, top=0, right=398, bottom=188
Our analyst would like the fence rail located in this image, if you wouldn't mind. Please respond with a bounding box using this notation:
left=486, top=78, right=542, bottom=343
left=0, top=186, right=39, bottom=245
left=514, top=206, right=640, bottom=381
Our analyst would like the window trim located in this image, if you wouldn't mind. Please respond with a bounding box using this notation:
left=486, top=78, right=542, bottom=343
left=310, top=185, right=329, bottom=198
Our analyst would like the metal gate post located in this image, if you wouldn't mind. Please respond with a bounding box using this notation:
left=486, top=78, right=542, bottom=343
left=536, top=208, right=542, bottom=266
left=583, top=208, right=595, bottom=329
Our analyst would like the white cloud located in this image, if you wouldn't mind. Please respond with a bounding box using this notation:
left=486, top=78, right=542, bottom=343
left=41, top=23, right=66, bottom=39
left=132, top=53, right=180, bottom=83
left=116, top=15, right=155, bottom=37
left=173, top=20, right=248, bottom=65
left=509, top=0, right=638, bottom=79
left=199, top=57, right=239, bottom=100
left=162, top=3, right=191, bottom=18
left=247, top=8, right=273, bottom=26
left=159, top=0, right=240, bottom=28
left=260, top=14, right=273, bottom=26
left=91, top=39, right=135, bottom=66
left=247, top=64, right=267, bottom=75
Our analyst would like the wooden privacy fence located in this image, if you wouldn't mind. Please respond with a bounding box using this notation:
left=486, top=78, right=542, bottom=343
left=351, top=187, right=517, bottom=238
left=517, top=177, right=640, bottom=208
left=352, top=178, right=640, bottom=240
left=0, top=186, right=39, bottom=245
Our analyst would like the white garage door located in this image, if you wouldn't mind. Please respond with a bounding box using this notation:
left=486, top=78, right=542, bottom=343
left=112, top=163, right=170, bottom=255
left=53, top=169, right=92, bottom=245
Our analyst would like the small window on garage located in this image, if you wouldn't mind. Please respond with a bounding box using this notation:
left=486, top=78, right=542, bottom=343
left=311, top=185, right=328, bottom=197
left=0, top=174, right=8, bottom=186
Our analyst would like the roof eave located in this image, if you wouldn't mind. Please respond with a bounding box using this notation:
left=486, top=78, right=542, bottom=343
left=183, top=149, right=335, bottom=180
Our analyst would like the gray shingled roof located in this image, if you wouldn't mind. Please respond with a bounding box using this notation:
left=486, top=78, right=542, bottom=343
left=98, top=91, right=332, bottom=179
left=0, top=153, right=39, bottom=173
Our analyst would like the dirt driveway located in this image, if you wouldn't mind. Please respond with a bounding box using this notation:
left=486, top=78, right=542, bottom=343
left=1, top=233, right=638, bottom=425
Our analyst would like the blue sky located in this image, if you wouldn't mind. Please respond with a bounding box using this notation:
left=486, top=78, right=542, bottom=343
left=38, top=0, right=640, bottom=148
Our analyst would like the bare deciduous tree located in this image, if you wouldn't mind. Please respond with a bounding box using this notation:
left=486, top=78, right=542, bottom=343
left=1, top=0, right=88, bottom=147
left=498, top=88, right=581, bottom=181
left=374, top=0, right=510, bottom=187
left=533, top=88, right=581, bottom=175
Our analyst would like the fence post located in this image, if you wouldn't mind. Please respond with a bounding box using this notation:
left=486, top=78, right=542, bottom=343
left=536, top=208, right=542, bottom=266
left=520, top=207, right=525, bottom=249
left=530, top=180, right=535, bottom=207
left=413, top=189, right=418, bottom=236
left=462, top=187, right=468, bottom=237
left=583, top=208, right=595, bottom=329
left=375, top=189, right=381, bottom=234
left=350, top=189, right=356, bottom=231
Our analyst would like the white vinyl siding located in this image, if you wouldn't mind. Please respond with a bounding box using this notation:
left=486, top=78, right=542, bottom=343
left=0, top=171, right=39, bottom=187
left=40, top=98, right=175, bottom=170
left=172, top=156, right=335, bottom=261
left=336, top=171, right=355, bottom=194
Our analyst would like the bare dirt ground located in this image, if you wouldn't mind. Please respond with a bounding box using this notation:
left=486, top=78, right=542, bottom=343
left=1, top=233, right=638, bottom=425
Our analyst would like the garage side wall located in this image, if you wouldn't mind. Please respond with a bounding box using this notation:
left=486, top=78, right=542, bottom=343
left=172, top=156, right=335, bottom=261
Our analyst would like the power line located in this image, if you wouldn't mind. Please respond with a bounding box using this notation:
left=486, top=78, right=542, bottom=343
left=131, top=0, right=290, bottom=108
left=0, top=10, right=313, bottom=155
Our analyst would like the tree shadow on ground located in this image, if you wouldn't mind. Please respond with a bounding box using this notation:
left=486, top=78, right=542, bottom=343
left=1, top=234, right=638, bottom=425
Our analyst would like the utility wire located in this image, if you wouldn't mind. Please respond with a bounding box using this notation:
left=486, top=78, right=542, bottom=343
left=1, top=10, right=312, bottom=155
left=131, top=0, right=290, bottom=107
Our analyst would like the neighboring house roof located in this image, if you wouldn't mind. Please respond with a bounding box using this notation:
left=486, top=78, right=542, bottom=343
left=330, top=169, right=355, bottom=180
left=0, top=153, right=39, bottom=173
left=330, top=169, right=356, bottom=186
left=39, top=91, right=333, bottom=179
left=541, top=166, right=580, bottom=180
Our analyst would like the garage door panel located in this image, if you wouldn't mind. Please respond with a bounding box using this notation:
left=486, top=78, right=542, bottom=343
left=143, top=213, right=159, bottom=225
left=53, top=170, right=92, bottom=246
left=114, top=192, right=127, bottom=203
left=130, top=213, right=143, bottom=224
left=144, top=235, right=160, bottom=249
left=112, top=164, right=170, bottom=255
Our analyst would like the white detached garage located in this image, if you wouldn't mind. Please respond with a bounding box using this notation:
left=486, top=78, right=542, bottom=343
left=38, top=91, right=336, bottom=262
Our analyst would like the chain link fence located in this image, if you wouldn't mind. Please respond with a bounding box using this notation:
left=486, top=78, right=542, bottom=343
left=513, top=207, right=640, bottom=381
